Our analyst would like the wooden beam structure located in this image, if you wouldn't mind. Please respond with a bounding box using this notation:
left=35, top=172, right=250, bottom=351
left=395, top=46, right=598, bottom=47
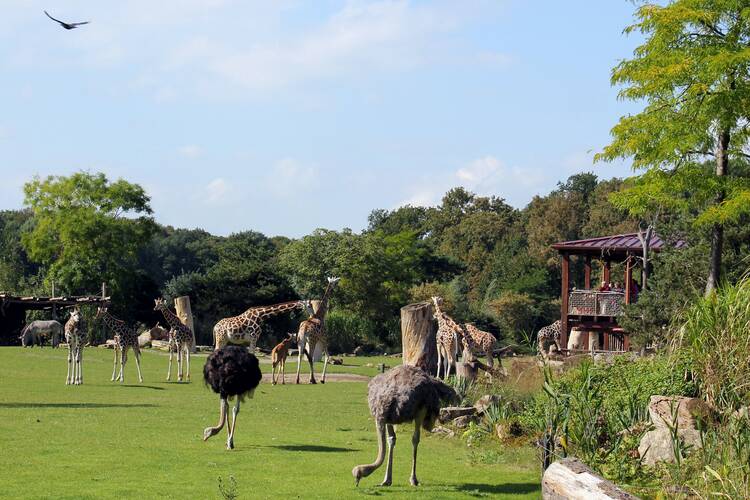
left=560, top=252, right=570, bottom=351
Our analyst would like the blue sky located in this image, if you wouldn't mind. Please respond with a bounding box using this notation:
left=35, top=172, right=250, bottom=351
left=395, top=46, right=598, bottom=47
left=0, top=1, right=643, bottom=237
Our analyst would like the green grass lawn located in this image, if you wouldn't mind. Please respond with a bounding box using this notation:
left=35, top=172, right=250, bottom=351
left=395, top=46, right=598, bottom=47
left=0, top=347, right=540, bottom=499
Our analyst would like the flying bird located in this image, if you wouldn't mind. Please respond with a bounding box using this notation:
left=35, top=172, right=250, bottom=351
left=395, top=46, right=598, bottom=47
left=44, top=10, right=89, bottom=30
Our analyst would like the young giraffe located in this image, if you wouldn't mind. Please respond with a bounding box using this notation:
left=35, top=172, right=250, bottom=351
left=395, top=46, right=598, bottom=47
left=296, top=277, right=341, bottom=384
left=213, top=300, right=313, bottom=352
left=154, top=298, right=195, bottom=382
left=271, top=333, right=295, bottom=385
left=64, top=307, right=85, bottom=385
left=95, top=307, right=144, bottom=383
left=460, top=324, right=500, bottom=368
left=431, top=297, right=461, bottom=380
left=536, top=320, right=562, bottom=357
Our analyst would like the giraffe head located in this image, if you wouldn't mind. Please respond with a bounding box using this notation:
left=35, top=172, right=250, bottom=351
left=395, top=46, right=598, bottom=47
left=70, top=307, right=81, bottom=322
left=153, top=298, right=168, bottom=311
left=301, top=299, right=314, bottom=316
left=327, top=276, right=341, bottom=285
left=94, top=306, right=107, bottom=320
left=431, top=296, right=443, bottom=308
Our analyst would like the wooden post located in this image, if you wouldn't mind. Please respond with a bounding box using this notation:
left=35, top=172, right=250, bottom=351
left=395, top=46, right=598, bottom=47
left=560, top=253, right=570, bottom=352
left=584, top=255, right=591, bottom=290
left=603, top=260, right=611, bottom=285
left=400, top=302, right=437, bottom=374
left=174, top=296, right=196, bottom=351
left=625, top=255, right=633, bottom=305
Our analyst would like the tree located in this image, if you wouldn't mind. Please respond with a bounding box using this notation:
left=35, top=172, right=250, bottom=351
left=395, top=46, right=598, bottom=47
left=22, top=172, right=156, bottom=301
left=597, top=1, right=750, bottom=294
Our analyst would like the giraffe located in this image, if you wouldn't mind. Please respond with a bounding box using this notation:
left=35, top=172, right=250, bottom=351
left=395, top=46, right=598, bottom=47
left=461, top=324, right=500, bottom=368
left=295, top=276, right=340, bottom=384
left=431, top=297, right=461, bottom=380
left=213, top=300, right=313, bottom=352
left=64, top=307, right=85, bottom=385
left=271, top=333, right=295, bottom=385
left=154, top=298, right=195, bottom=382
left=95, top=307, right=144, bottom=383
left=536, top=320, right=562, bottom=357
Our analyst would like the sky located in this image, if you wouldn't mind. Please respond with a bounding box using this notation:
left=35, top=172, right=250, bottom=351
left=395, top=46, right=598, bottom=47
left=0, top=1, right=644, bottom=237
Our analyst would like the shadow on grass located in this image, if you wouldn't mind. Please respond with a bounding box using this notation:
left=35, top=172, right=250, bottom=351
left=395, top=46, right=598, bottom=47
left=119, top=384, right=165, bottom=390
left=267, top=444, right=358, bottom=453
left=0, top=402, right=158, bottom=409
left=456, top=482, right=540, bottom=495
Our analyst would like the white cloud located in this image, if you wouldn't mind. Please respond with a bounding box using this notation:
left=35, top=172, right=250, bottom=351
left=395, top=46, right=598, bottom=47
left=204, top=177, right=231, bottom=204
left=266, top=158, right=320, bottom=196
left=178, top=145, right=203, bottom=158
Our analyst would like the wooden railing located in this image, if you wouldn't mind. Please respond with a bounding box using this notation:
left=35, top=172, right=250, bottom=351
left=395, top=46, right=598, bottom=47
left=568, top=290, right=626, bottom=316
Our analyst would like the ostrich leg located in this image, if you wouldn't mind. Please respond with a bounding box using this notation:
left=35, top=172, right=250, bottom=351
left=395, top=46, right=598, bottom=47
left=226, top=399, right=240, bottom=450
left=410, top=409, right=426, bottom=486
left=204, top=398, right=228, bottom=441
left=133, top=347, right=144, bottom=383
left=382, top=424, right=396, bottom=486
left=352, top=419, right=386, bottom=486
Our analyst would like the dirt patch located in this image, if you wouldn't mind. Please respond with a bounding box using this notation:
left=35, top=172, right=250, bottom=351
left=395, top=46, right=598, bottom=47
left=262, top=373, right=370, bottom=383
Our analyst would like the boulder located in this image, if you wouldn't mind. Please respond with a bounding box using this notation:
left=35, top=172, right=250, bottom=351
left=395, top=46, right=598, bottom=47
left=353, top=346, right=364, bottom=356
left=138, top=331, right=152, bottom=348
left=542, top=457, right=638, bottom=499
left=638, top=395, right=711, bottom=466
left=431, top=426, right=455, bottom=438
left=474, top=395, right=501, bottom=415
left=452, top=414, right=477, bottom=429
left=439, top=406, right=477, bottom=424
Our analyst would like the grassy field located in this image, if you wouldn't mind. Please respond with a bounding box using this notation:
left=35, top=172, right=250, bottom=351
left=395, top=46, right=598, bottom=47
left=0, top=347, right=540, bottom=499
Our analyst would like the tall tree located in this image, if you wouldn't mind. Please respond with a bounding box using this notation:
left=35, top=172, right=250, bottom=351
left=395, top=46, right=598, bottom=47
left=22, top=172, right=156, bottom=298
left=597, top=1, right=750, bottom=294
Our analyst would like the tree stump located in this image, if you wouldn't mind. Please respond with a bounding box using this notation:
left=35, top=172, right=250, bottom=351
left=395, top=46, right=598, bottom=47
left=400, top=302, right=437, bottom=374
left=542, top=457, right=638, bottom=499
left=174, top=296, right=196, bottom=352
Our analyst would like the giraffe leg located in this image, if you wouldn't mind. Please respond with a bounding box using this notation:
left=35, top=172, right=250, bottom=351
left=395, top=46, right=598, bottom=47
left=119, top=348, right=127, bottom=383
left=295, top=338, right=304, bottom=384
left=410, top=410, right=424, bottom=486
left=166, top=348, right=173, bottom=381
left=281, top=359, right=286, bottom=385
left=272, top=361, right=277, bottom=385
left=381, top=424, right=396, bottom=486
left=227, top=399, right=240, bottom=450
left=185, top=347, right=190, bottom=382
left=204, top=397, right=228, bottom=441
left=307, top=344, right=316, bottom=384
left=133, top=347, right=144, bottom=383
left=77, top=346, right=83, bottom=385
left=111, top=346, right=119, bottom=381
left=177, top=343, right=183, bottom=382
left=66, top=346, right=72, bottom=385
left=436, top=344, right=442, bottom=379
left=320, top=347, right=330, bottom=384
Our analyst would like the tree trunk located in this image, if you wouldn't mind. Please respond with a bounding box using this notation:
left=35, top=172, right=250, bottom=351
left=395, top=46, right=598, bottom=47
left=706, top=127, right=730, bottom=296
left=637, top=224, right=653, bottom=290
left=542, top=457, right=638, bottom=499
left=174, top=296, right=196, bottom=352
left=400, top=302, right=437, bottom=374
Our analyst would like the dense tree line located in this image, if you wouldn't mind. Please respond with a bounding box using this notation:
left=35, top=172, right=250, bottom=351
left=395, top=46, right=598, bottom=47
left=1, top=164, right=747, bottom=351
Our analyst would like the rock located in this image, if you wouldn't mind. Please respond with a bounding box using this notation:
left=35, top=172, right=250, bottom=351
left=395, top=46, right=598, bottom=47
left=431, top=426, right=455, bottom=438
left=542, top=457, right=638, bottom=499
left=495, top=423, right=510, bottom=441
left=593, top=352, right=615, bottom=365
left=151, top=339, right=170, bottom=351
left=474, top=395, right=501, bottom=415
left=638, top=395, right=711, bottom=466
left=138, top=331, right=152, bottom=348
left=353, top=346, right=364, bottom=356
left=452, top=415, right=477, bottom=429
left=439, top=406, right=477, bottom=424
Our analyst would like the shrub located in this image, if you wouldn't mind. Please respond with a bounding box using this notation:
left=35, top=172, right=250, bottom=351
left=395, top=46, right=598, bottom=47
left=675, top=276, right=750, bottom=413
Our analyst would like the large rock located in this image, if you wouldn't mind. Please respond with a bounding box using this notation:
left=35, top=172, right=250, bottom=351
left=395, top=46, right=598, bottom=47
left=138, top=331, right=152, bottom=348
left=474, top=395, right=501, bottom=414
left=439, top=406, right=477, bottom=423
left=638, top=395, right=711, bottom=466
left=542, top=457, right=638, bottom=499
left=452, top=414, right=478, bottom=429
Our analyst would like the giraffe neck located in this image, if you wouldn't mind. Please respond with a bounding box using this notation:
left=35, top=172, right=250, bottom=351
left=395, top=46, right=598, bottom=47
left=159, top=306, right=185, bottom=330
left=313, top=282, right=336, bottom=320
left=101, top=311, right=125, bottom=333
left=251, top=301, right=302, bottom=321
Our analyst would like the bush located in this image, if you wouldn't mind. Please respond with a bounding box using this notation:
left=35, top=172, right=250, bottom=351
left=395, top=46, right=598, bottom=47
left=676, top=276, right=750, bottom=413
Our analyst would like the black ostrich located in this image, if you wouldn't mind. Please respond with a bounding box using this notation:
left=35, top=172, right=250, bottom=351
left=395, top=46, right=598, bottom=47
left=203, top=346, right=262, bottom=450
left=352, top=365, right=458, bottom=487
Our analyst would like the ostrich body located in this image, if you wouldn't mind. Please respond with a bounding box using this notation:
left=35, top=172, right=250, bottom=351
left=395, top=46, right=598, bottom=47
left=203, top=346, right=262, bottom=450
left=352, top=365, right=457, bottom=487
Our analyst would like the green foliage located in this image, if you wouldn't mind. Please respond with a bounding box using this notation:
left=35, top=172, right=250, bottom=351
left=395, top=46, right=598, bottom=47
left=21, top=172, right=156, bottom=302
left=676, top=276, right=750, bottom=413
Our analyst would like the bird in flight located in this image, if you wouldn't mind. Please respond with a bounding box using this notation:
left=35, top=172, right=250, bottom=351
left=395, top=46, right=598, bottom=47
left=44, top=10, right=89, bottom=30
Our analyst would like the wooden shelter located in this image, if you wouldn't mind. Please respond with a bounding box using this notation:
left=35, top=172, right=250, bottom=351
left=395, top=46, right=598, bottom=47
left=551, top=233, right=685, bottom=353
left=0, top=292, right=110, bottom=345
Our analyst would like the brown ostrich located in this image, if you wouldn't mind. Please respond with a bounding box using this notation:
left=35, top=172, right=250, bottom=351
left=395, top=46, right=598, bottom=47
left=203, top=346, right=262, bottom=450
left=352, top=365, right=458, bottom=487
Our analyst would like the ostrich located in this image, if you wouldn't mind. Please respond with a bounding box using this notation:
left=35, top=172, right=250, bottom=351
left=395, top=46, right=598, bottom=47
left=352, top=365, right=458, bottom=487
left=203, top=346, right=262, bottom=450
